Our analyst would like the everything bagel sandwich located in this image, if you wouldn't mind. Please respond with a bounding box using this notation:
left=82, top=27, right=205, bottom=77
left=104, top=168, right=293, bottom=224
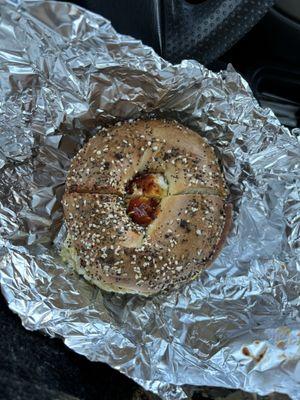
left=62, top=119, right=231, bottom=295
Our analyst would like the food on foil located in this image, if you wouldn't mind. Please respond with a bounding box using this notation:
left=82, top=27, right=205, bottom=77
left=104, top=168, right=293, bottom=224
left=62, top=119, right=231, bottom=295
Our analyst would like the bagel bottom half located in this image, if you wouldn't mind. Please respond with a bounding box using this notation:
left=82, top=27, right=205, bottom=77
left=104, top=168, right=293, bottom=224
left=62, top=191, right=231, bottom=296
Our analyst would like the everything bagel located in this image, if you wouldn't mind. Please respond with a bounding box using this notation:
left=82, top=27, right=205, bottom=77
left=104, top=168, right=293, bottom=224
left=62, top=119, right=231, bottom=295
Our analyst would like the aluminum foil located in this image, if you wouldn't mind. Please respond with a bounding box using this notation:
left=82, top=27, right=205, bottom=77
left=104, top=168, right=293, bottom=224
left=0, top=1, right=299, bottom=399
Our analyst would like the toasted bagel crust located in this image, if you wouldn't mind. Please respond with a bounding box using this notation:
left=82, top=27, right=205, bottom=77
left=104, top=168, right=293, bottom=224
left=63, top=119, right=231, bottom=295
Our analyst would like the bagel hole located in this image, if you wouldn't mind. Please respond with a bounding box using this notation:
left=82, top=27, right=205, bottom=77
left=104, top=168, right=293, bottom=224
left=127, top=196, right=160, bottom=226
left=125, top=172, right=167, bottom=226
left=125, top=172, right=168, bottom=198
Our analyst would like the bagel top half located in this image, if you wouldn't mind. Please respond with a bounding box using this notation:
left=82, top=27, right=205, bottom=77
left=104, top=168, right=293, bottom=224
left=62, top=119, right=231, bottom=295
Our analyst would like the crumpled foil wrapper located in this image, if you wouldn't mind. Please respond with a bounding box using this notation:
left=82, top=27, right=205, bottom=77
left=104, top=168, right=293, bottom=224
left=0, top=1, right=299, bottom=399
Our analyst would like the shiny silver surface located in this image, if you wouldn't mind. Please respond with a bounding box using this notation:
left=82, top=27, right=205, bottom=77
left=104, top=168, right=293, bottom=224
left=0, top=1, right=299, bottom=399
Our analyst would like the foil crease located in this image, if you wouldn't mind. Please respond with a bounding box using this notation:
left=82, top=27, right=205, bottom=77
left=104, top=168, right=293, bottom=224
left=0, top=1, right=299, bottom=399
